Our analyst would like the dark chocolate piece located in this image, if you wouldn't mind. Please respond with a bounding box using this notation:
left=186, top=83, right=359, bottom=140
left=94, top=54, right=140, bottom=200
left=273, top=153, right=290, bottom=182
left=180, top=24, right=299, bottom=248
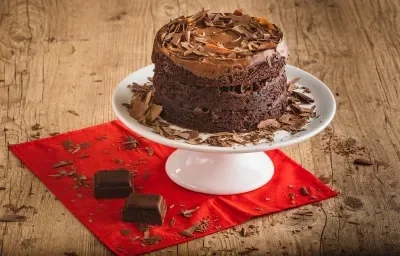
left=122, top=193, right=167, bottom=225
left=94, top=170, right=133, bottom=199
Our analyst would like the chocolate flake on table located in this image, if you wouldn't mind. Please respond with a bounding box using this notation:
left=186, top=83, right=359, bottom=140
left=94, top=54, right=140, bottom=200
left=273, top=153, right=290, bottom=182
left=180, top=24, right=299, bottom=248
left=120, top=229, right=131, bottom=236
left=30, top=132, right=40, bottom=139
left=142, top=235, right=162, bottom=245
left=289, top=192, right=296, bottom=204
left=67, top=110, right=79, bottom=116
left=334, top=138, right=366, bottom=156
left=179, top=222, right=200, bottom=237
left=179, top=218, right=209, bottom=237
left=0, top=187, right=5, bottom=190
left=143, top=170, right=150, bottom=180
left=62, top=139, right=74, bottom=150
left=78, top=152, right=89, bottom=159
left=122, top=136, right=139, bottom=150
left=240, top=227, right=248, bottom=237
left=180, top=206, right=200, bottom=217
left=130, top=236, right=140, bottom=242
left=53, top=160, right=73, bottom=168
left=0, top=215, right=26, bottom=222
left=114, top=158, right=124, bottom=164
left=145, top=147, right=154, bottom=156
left=96, top=134, right=109, bottom=141
left=80, top=142, right=91, bottom=148
left=49, top=167, right=91, bottom=189
left=31, top=123, right=43, bottom=131
left=300, top=187, right=310, bottom=196
left=169, top=217, right=176, bottom=227
left=64, top=253, right=79, bottom=256
left=238, top=247, right=259, bottom=255
left=353, top=158, right=373, bottom=166
left=195, top=218, right=210, bottom=232
left=49, top=132, right=60, bottom=136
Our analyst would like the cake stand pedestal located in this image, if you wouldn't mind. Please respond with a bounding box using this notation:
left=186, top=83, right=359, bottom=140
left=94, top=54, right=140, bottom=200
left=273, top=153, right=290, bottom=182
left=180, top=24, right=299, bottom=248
left=112, top=64, right=336, bottom=195
left=166, top=150, right=274, bottom=195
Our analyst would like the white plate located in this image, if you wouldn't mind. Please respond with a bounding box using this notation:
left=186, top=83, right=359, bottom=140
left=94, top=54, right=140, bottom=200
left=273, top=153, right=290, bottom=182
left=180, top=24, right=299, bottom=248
left=112, top=64, right=336, bottom=154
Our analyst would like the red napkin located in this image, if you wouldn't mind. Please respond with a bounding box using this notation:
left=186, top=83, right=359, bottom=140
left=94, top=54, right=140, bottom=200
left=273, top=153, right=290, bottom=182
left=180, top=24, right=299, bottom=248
left=10, top=120, right=337, bottom=255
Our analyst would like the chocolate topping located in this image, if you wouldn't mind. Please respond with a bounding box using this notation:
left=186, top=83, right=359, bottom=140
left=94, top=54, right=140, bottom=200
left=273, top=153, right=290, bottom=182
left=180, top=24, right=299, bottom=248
left=152, top=9, right=285, bottom=79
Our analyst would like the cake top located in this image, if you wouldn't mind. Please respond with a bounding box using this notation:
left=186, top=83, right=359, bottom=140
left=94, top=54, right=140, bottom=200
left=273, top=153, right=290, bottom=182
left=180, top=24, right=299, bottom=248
left=153, top=9, right=286, bottom=78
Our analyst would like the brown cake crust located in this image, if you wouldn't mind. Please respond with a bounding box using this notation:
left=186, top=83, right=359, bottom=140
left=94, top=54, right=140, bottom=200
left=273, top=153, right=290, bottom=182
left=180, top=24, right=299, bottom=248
left=151, top=9, right=288, bottom=133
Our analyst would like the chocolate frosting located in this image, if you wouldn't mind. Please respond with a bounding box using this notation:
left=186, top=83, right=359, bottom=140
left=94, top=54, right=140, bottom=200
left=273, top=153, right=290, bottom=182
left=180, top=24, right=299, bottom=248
left=152, top=9, right=286, bottom=79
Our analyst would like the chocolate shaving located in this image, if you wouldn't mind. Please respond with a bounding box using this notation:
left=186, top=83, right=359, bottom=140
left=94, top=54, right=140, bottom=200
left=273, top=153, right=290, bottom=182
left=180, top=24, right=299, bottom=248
left=142, top=236, right=162, bottom=245
left=181, top=206, right=200, bottom=217
left=353, top=158, right=373, bottom=165
left=120, top=229, right=131, bottom=236
left=171, top=33, right=182, bottom=46
left=183, top=45, right=200, bottom=56
left=71, top=146, right=81, bottom=154
left=238, top=247, right=259, bottom=255
left=53, top=160, right=73, bottom=168
left=145, top=147, right=154, bottom=156
left=62, top=139, right=74, bottom=150
left=80, top=142, right=91, bottom=148
left=195, top=218, right=210, bottom=232
left=31, top=123, right=43, bottom=131
left=293, top=91, right=314, bottom=103
left=169, top=217, right=176, bottom=227
left=179, top=222, right=200, bottom=237
left=300, top=187, right=309, bottom=196
left=64, top=253, right=78, bottom=256
left=114, top=158, right=124, bottom=164
left=257, top=119, right=281, bottom=129
left=122, top=136, right=139, bottom=150
left=288, top=77, right=300, bottom=85
left=0, top=215, right=26, bottom=222
left=203, top=44, right=234, bottom=55
left=146, top=104, right=163, bottom=122
left=67, top=110, right=79, bottom=116
left=233, top=9, right=243, bottom=16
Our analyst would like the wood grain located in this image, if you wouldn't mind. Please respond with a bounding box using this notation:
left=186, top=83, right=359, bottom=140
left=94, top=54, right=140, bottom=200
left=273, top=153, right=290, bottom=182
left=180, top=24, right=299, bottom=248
left=1, top=0, right=399, bottom=255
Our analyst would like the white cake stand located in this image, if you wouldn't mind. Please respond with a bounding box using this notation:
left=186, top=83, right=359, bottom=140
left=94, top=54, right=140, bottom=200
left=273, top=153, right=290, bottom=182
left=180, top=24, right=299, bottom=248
left=112, top=64, right=336, bottom=195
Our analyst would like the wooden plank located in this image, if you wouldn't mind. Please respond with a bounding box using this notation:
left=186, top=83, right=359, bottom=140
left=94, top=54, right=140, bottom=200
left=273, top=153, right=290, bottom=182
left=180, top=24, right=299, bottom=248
left=0, top=0, right=399, bottom=255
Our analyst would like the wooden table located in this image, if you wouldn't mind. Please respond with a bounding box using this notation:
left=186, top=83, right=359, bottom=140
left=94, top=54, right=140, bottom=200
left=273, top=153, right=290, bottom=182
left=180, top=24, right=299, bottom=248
left=1, top=0, right=399, bottom=255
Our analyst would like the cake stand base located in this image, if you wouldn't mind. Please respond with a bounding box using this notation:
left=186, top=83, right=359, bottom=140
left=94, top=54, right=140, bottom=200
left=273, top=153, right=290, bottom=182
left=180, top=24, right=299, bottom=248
left=165, top=149, right=274, bottom=195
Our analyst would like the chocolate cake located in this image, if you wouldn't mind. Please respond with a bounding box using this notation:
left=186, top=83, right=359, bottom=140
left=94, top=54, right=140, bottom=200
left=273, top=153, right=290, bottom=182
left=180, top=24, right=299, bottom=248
left=152, top=9, right=288, bottom=133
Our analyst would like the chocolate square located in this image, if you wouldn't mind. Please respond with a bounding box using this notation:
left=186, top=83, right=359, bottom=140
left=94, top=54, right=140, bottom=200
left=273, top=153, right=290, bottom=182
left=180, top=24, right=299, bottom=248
left=94, top=169, right=133, bottom=198
left=122, top=193, right=167, bottom=225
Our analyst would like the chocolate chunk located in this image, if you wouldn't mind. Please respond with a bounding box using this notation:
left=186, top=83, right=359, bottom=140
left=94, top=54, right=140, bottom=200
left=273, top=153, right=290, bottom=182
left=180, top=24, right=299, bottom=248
left=122, top=193, right=167, bottom=225
left=94, top=170, right=133, bottom=199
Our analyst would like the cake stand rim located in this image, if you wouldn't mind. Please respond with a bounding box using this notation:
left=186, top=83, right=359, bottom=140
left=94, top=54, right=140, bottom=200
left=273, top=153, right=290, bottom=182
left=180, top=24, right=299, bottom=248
left=112, top=64, right=336, bottom=153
